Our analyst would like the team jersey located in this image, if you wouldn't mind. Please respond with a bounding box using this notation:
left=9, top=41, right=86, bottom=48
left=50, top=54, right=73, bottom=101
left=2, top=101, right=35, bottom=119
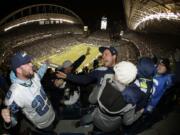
left=5, top=73, right=55, bottom=129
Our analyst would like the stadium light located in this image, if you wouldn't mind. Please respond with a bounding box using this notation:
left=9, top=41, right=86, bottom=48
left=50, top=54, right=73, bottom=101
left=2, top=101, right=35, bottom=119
left=50, top=18, right=74, bottom=24
left=4, top=18, right=74, bottom=31
left=133, top=12, right=180, bottom=30
left=84, top=26, right=88, bottom=32
left=101, top=16, right=107, bottom=30
left=4, top=19, right=47, bottom=32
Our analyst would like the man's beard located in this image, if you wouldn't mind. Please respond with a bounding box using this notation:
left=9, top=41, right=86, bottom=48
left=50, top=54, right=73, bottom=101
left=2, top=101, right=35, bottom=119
left=104, top=61, right=112, bottom=67
left=25, top=73, right=34, bottom=79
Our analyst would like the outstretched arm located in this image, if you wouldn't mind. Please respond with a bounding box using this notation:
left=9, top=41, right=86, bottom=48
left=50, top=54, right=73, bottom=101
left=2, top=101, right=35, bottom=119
left=37, top=60, right=50, bottom=79
left=56, top=70, right=97, bottom=85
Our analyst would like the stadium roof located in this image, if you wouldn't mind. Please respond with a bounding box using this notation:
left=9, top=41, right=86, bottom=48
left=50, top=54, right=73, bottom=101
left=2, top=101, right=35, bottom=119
left=0, top=0, right=124, bottom=25
left=0, top=0, right=179, bottom=35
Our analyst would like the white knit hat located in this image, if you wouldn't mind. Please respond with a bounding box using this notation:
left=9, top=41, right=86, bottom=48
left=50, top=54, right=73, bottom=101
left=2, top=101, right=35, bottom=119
left=114, top=61, right=137, bottom=85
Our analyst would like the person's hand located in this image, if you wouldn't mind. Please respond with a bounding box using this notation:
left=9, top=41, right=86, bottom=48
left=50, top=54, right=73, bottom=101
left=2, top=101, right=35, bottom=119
left=140, top=108, right=144, bottom=113
left=1, top=108, right=11, bottom=123
left=56, top=71, right=67, bottom=79
left=85, top=47, right=90, bottom=56
left=54, top=79, right=64, bottom=88
left=44, top=59, right=50, bottom=66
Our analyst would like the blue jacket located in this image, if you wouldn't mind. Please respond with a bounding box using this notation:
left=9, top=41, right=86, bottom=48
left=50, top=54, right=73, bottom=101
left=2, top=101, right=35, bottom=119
left=122, top=78, right=153, bottom=111
left=146, top=73, right=175, bottom=112
left=121, top=57, right=155, bottom=111
left=67, top=67, right=114, bottom=85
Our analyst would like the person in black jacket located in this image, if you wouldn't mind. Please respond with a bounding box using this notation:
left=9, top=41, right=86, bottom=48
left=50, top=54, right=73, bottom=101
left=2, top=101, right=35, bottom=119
left=56, top=46, right=118, bottom=107
left=61, top=47, right=90, bottom=74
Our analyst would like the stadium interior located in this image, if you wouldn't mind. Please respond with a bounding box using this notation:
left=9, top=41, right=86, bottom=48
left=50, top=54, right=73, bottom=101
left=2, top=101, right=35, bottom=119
left=0, top=0, right=180, bottom=135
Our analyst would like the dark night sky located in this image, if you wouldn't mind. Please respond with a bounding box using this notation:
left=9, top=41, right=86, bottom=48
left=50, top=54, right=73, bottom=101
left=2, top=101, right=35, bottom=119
left=0, top=0, right=125, bottom=26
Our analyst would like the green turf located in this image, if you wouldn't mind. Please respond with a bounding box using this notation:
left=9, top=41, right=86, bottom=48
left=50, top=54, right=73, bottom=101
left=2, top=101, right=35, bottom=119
left=35, top=43, right=100, bottom=72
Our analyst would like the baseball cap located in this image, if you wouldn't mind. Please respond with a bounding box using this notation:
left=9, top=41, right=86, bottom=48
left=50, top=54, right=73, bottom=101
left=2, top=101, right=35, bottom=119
left=137, top=57, right=155, bottom=78
left=11, top=52, right=32, bottom=72
left=62, top=60, right=73, bottom=68
left=99, top=46, right=118, bottom=56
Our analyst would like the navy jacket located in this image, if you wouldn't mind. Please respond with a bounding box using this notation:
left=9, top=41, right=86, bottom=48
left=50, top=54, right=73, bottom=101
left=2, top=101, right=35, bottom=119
left=67, top=67, right=114, bottom=85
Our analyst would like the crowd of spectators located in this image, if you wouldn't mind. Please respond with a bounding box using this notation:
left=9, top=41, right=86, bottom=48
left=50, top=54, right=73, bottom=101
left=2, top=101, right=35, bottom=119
left=0, top=26, right=180, bottom=135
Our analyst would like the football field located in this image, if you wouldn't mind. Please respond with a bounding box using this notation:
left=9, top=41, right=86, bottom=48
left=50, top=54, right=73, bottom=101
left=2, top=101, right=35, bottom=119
left=35, top=43, right=100, bottom=72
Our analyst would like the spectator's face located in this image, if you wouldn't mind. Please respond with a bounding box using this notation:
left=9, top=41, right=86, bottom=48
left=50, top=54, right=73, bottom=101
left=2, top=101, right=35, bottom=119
left=157, top=63, right=167, bottom=74
left=53, top=79, right=64, bottom=88
left=64, top=66, right=73, bottom=74
left=102, top=49, right=116, bottom=67
left=18, top=62, right=34, bottom=79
